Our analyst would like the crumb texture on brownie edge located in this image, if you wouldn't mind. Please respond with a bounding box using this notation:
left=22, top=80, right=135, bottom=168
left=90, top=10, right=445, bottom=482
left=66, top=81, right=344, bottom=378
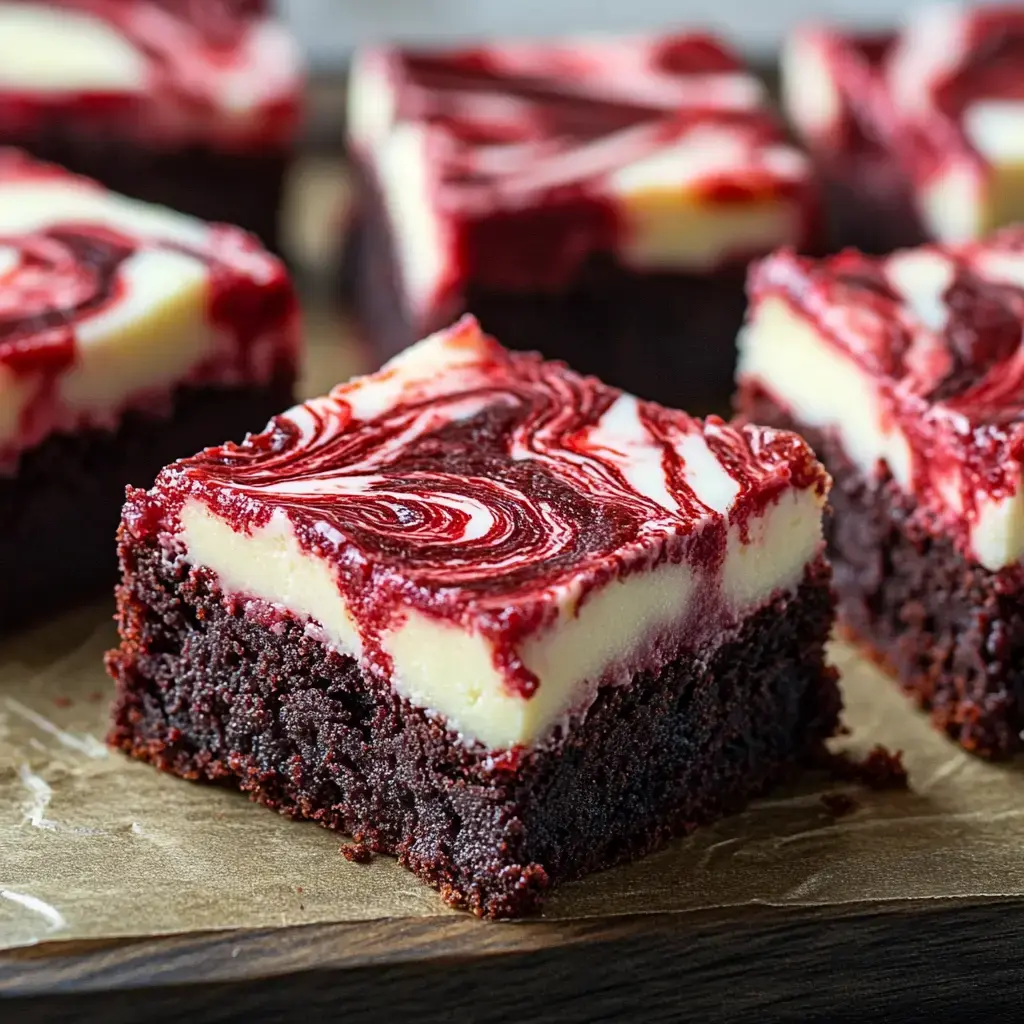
left=119, top=315, right=831, bottom=751
left=740, top=385, right=1024, bottom=759
left=0, top=148, right=300, bottom=471
left=737, top=231, right=1024, bottom=571
left=345, top=32, right=816, bottom=327
left=106, top=530, right=839, bottom=918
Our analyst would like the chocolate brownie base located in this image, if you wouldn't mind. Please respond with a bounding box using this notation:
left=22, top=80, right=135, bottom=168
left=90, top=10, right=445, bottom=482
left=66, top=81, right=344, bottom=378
left=106, top=548, right=840, bottom=918
left=817, top=166, right=928, bottom=255
left=345, top=184, right=746, bottom=415
left=740, top=385, right=1024, bottom=758
left=0, top=377, right=292, bottom=635
left=6, top=126, right=288, bottom=252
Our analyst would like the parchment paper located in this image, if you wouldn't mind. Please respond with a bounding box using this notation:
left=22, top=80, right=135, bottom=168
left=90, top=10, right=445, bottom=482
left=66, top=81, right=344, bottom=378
left=3, top=609, right=1024, bottom=951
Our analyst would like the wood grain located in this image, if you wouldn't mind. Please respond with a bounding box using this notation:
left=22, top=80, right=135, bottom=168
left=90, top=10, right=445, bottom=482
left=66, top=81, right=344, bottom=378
left=3, top=899, right=1022, bottom=1022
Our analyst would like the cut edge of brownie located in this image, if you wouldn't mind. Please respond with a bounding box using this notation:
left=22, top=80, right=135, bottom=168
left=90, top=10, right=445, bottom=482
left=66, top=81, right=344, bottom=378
left=0, top=374, right=293, bottom=635
left=106, top=539, right=840, bottom=918
left=740, top=382, right=1024, bottom=759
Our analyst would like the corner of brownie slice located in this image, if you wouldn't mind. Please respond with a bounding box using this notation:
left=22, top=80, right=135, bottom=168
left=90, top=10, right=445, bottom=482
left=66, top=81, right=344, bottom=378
left=736, top=226, right=1024, bottom=757
left=107, top=314, right=840, bottom=917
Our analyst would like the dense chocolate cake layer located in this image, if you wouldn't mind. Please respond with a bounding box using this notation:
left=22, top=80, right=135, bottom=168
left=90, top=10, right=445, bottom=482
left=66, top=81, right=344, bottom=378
left=0, top=378, right=291, bottom=635
left=107, top=543, right=839, bottom=918
left=742, top=387, right=1024, bottom=759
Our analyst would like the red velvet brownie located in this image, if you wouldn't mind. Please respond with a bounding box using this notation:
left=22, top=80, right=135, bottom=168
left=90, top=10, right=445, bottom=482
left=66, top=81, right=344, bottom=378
left=0, top=0, right=303, bottom=251
left=0, top=149, right=299, bottom=633
left=107, top=314, right=839, bottom=918
left=344, top=34, right=819, bottom=411
left=782, top=6, right=1024, bottom=254
left=737, top=227, right=1024, bottom=757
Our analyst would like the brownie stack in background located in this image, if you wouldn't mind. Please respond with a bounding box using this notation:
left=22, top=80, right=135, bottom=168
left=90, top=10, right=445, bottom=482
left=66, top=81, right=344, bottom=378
left=782, top=6, right=1024, bottom=253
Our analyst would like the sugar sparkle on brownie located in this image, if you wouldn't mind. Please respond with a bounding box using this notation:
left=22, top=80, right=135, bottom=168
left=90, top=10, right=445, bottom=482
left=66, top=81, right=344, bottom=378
left=0, top=149, right=299, bottom=631
left=736, top=226, right=1024, bottom=756
left=344, top=33, right=818, bottom=410
left=0, top=0, right=304, bottom=248
left=108, top=315, right=839, bottom=917
left=782, top=5, right=1024, bottom=251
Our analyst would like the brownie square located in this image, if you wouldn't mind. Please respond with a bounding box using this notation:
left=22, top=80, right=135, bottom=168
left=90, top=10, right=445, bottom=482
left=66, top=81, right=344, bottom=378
left=0, top=0, right=304, bottom=251
left=0, top=149, right=299, bottom=632
left=107, top=314, right=839, bottom=917
left=737, top=228, right=1024, bottom=757
left=782, top=6, right=1024, bottom=252
left=344, top=34, right=820, bottom=412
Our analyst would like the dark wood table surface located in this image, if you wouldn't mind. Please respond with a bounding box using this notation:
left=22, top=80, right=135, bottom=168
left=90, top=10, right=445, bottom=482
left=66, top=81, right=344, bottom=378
left=4, top=898, right=1022, bottom=1022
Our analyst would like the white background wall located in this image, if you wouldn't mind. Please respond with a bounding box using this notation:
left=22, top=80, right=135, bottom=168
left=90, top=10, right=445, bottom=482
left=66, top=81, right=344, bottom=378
left=280, top=0, right=977, bottom=65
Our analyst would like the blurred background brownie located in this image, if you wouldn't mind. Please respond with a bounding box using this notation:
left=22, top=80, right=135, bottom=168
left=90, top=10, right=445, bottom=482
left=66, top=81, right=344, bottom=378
left=782, top=5, right=1024, bottom=254
left=0, top=149, right=300, bottom=633
left=0, top=0, right=304, bottom=251
left=736, top=227, right=1024, bottom=758
left=343, top=32, right=819, bottom=411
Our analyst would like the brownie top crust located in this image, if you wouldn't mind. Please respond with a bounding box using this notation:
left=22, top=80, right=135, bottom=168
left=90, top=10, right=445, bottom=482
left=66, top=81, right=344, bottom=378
left=0, top=0, right=303, bottom=149
left=346, top=33, right=817, bottom=327
left=127, top=315, right=829, bottom=750
left=782, top=6, right=1024, bottom=242
left=0, top=148, right=299, bottom=471
left=738, top=226, right=1024, bottom=571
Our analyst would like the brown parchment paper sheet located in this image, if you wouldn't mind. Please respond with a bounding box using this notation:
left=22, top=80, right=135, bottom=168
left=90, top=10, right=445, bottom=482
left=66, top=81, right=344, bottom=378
left=4, top=614, right=1024, bottom=951
left=5, top=158, right=1024, bottom=952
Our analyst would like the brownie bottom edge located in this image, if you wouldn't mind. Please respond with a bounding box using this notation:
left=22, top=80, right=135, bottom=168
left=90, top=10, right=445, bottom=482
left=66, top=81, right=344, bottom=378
left=107, top=543, right=840, bottom=917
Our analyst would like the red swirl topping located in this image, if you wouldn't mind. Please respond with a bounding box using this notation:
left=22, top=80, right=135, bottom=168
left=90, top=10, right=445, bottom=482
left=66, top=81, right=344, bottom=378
left=0, top=149, right=299, bottom=467
left=749, top=227, right=1024, bottom=546
left=131, top=317, right=827, bottom=696
left=352, top=34, right=816, bottom=308
left=0, top=0, right=301, bottom=149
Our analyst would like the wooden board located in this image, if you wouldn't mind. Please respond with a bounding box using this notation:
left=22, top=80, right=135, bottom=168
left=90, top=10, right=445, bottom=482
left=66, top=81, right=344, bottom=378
left=4, top=900, right=1023, bottom=1022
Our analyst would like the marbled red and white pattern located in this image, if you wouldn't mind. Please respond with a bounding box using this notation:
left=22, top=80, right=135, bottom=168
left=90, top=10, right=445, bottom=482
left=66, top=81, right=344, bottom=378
left=133, top=315, right=828, bottom=710
left=0, top=0, right=302, bottom=149
left=783, top=6, right=1024, bottom=242
left=348, top=33, right=818, bottom=323
left=744, top=226, right=1024, bottom=566
left=0, top=149, right=299, bottom=468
